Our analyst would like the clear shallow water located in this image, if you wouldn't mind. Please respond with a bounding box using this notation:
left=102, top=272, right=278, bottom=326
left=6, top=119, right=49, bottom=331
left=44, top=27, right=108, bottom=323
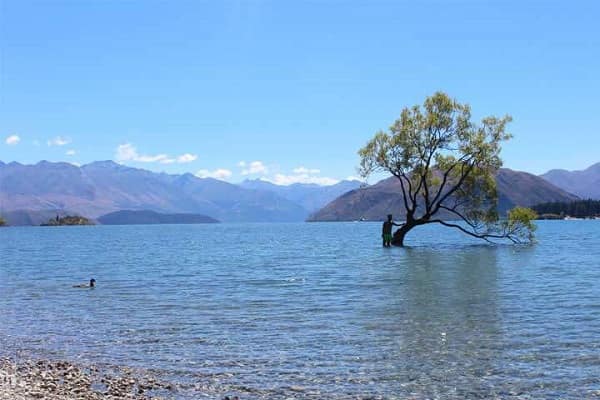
left=1, top=221, right=600, bottom=399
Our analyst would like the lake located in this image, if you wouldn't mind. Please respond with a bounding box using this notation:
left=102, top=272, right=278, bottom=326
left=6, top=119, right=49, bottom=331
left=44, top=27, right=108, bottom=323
left=1, top=221, right=599, bottom=399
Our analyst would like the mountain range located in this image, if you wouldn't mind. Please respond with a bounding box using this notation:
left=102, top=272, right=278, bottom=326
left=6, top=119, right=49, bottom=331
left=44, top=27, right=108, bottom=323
left=309, top=168, right=579, bottom=221
left=0, top=160, right=360, bottom=225
left=0, top=160, right=593, bottom=225
left=239, top=179, right=361, bottom=212
left=540, top=162, right=600, bottom=200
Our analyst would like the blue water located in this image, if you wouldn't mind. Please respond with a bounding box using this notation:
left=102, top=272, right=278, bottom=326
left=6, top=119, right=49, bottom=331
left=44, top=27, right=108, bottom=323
left=1, top=221, right=600, bottom=399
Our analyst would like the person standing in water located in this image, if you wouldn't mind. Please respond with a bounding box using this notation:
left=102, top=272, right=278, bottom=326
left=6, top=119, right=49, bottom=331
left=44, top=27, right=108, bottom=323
left=382, top=214, right=401, bottom=247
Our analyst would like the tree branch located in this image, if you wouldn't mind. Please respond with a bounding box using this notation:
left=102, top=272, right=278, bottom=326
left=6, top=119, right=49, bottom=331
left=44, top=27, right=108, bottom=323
left=428, top=152, right=473, bottom=209
left=437, top=205, right=479, bottom=229
left=429, top=160, right=477, bottom=217
left=392, top=171, right=412, bottom=214
left=429, top=219, right=523, bottom=244
left=429, top=220, right=508, bottom=243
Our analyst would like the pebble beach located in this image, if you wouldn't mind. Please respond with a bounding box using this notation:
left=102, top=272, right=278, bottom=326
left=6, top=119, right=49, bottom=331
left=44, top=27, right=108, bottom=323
left=0, top=357, right=175, bottom=400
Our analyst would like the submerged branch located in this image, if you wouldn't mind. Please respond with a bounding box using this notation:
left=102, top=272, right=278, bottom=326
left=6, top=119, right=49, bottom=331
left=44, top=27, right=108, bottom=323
left=429, top=219, right=526, bottom=244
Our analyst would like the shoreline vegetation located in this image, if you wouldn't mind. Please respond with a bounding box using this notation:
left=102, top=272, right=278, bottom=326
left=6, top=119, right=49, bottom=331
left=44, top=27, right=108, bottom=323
left=41, top=216, right=95, bottom=226
left=536, top=214, right=600, bottom=220
left=532, top=199, right=600, bottom=220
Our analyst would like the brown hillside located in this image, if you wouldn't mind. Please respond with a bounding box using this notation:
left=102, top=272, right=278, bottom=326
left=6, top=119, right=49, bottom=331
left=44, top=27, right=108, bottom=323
left=309, top=168, right=579, bottom=221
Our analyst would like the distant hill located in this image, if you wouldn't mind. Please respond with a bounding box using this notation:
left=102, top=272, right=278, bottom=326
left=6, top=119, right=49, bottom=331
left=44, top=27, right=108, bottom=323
left=239, top=179, right=362, bottom=212
left=309, top=168, right=579, bottom=221
left=0, top=161, right=307, bottom=223
left=541, top=162, right=600, bottom=199
left=495, top=168, right=580, bottom=210
left=98, top=210, right=219, bottom=225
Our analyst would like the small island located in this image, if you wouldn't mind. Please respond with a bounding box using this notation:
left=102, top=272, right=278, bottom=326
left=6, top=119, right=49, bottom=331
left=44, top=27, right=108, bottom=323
left=41, top=215, right=94, bottom=226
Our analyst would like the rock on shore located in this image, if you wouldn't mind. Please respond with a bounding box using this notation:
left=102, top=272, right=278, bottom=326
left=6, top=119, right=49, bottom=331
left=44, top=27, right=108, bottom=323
left=0, top=358, right=173, bottom=400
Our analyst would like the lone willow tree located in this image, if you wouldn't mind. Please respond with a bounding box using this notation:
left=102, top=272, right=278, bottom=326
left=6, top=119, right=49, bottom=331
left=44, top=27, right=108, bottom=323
left=359, top=92, right=537, bottom=247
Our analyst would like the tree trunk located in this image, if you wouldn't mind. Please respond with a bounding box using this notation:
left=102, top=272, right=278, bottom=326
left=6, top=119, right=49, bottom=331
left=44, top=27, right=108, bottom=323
left=391, top=223, right=414, bottom=247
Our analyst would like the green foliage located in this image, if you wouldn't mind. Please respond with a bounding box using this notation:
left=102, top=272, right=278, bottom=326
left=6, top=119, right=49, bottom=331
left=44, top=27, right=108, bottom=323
left=0, top=216, right=5, bottom=226
left=359, top=92, right=512, bottom=181
left=358, top=91, right=535, bottom=245
left=504, top=207, right=538, bottom=243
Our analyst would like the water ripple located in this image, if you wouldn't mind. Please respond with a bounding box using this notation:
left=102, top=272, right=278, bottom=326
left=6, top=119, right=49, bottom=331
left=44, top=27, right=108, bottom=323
left=1, top=221, right=600, bottom=398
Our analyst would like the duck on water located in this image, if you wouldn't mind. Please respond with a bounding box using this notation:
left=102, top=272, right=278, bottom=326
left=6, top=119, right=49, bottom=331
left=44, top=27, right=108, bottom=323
left=73, top=278, right=95, bottom=288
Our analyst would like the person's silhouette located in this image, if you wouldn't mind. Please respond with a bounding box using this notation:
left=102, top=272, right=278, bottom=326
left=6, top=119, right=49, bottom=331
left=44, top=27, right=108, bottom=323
left=382, top=214, right=401, bottom=247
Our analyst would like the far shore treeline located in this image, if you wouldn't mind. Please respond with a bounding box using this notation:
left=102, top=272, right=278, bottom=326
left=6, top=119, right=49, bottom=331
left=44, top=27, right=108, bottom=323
left=533, top=200, right=600, bottom=219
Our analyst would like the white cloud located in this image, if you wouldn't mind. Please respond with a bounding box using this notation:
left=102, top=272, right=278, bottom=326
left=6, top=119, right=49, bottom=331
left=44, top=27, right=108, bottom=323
left=293, top=166, right=320, bottom=175
left=265, top=166, right=339, bottom=185
left=116, top=143, right=138, bottom=161
left=268, top=173, right=340, bottom=186
left=177, top=153, right=198, bottom=163
left=195, top=168, right=232, bottom=180
left=5, top=135, right=20, bottom=145
left=66, top=149, right=77, bottom=156
left=346, top=175, right=366, bottom=182
left=237, top=161, right=340, bottom=185
left=240, top=160, right=268, bottom=176
left=115, top=143, right=198, bottom=165
left=47, top=136, right=71, bottom=146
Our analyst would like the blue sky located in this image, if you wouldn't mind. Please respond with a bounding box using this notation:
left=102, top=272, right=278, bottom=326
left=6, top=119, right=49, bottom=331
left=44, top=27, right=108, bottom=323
left=1, top=0, right=598, bottom=184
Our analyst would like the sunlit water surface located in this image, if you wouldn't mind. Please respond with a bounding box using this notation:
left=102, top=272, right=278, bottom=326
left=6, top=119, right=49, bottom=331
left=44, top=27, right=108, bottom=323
left=1, top=221, right=599, bottom=399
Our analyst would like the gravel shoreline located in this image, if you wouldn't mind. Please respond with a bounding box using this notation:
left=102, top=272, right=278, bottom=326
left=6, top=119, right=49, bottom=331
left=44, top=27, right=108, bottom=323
left=0, top=357, right=176, bottom=400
